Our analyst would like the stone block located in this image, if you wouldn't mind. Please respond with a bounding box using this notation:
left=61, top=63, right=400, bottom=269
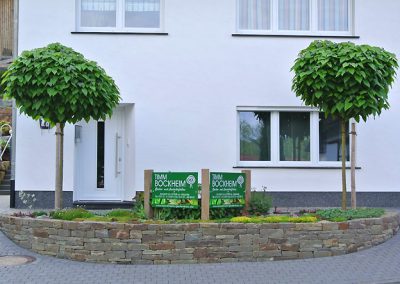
left=323, top=239, right=338, bottom=248
left=254, top=251, right=281, bottom=258
left=95, top=230, right=109, bottom=238
left=281, top=243, right=299, bottom=251
left=85, top=243, right=111, bottom=251
left=109, top=229, right=129, bottom=239
left=111, top=242, right=128, bottom=251
left=185, top=240, right=221, bottom=248
left=260, top=229, right=284, bottom=238
left=322, top=223, right=339, bottom=231
left=71, top=230, right=86, bottom=238
left=130, top=230, right=142, bottom=239
left=127, top=243, right=149, bottom=250
left=338, top=223, right=349, bottom=230
left=126, top=250, right=142, bottom=258
left=58, top=229, right=70, bottom=237
left=149, top=242, right=175, bottom=250
left=259, top=243, right=279, bottom=251
left=106, top=251, right=126, bottom=259
left=163, top=233, right=184, bottom=241
left=313, top=251, right=332, bottom=257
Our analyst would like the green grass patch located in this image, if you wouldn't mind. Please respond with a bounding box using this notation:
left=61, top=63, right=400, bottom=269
left=316, top=208, right=385, bottom=222
left=50, top=208, right=95, bottom=221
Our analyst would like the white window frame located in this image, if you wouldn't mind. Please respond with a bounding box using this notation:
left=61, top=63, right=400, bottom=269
left=236, top=0, right=354, bottom=36
left=237, top=106, right=351, bottom=168
left=76, top=0, right=165, bottom=33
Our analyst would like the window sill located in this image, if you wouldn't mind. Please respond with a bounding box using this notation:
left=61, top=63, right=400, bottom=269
left=232, top=33, right=360, bottom=39
left=233, top=166, right=361, bottom=170
left=71, top=31, right=168, bottom=36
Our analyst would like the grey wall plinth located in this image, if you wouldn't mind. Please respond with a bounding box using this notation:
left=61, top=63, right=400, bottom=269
left=15, top=191, right=73, bottom=209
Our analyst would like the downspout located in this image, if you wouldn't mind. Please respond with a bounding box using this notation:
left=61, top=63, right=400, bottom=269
left=10, top=0, right=18, bottom=208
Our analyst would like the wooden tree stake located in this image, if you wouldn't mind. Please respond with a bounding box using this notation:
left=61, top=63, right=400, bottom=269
left=144, top=169, right=154, bottom=219
left=201, top=169, right=210, bottom=221
left=351, top=123, right=357, bottom=209
left=241, top=170, right=251, bottom=214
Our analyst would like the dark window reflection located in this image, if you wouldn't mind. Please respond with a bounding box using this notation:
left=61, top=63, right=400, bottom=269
left=319, top=114, right=349, bottom=161
left=280, top=112, right=310, bottom=161
left=240, top=112, right=271, bottom=161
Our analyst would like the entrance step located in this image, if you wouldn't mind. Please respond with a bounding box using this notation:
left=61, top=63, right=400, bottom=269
left=73, top=201, right=134, bottom=210
left=0, top=169, right=10, bottom=196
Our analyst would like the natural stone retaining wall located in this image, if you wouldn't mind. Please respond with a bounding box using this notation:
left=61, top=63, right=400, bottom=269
left=0, top=212, right=399, bottom=264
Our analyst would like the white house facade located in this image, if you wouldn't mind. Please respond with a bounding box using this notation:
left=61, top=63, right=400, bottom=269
left=13, top=0, right=400, bottom=208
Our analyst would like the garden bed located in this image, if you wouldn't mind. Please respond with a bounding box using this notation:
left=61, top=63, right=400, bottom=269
left=0, top=210, right=398, bottom=264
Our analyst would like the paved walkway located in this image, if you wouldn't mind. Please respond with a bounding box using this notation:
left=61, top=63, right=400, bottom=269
left=1, top=196, right=400, bottom=283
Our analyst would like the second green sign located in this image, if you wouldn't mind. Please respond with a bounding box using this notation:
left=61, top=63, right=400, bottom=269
left=210, top=172, right=245, bottom=208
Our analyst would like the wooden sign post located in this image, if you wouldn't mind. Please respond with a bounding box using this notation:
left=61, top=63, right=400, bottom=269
left=201, top=169, right=210, bottom=221
left=144, top=169, right=154, bottom=219
left=241, top=170, right=251, bottom=214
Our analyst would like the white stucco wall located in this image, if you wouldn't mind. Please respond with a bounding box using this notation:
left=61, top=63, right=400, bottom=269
left=15, top=0, right=400, bottom=198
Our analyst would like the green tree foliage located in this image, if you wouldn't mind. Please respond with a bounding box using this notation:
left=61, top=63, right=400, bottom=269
left=0, top=70, right=4, bottom=94
left=1, top=43, right=120, bottom=123
left=0, top=43, right=121, bottom=209
left=292, top=40, right=398, bottom=209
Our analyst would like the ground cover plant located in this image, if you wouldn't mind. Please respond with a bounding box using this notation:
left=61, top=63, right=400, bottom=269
left=315, top=208, right=385, bottom=222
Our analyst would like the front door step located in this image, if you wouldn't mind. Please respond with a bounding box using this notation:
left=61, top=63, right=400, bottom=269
left=73, top=201, right=133, bottom=210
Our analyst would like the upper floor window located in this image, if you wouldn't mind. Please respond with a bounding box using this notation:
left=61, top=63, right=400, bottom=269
left=78, top=0, right=163, bottom=31
left=237, top=0, right=353, bottom=36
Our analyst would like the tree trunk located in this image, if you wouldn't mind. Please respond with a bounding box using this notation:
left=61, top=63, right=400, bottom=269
left=341, top=119, right=347, bottom=210
left=351, top=123, right=357, bottom=209
left=55, top=123, right=64, bottom=210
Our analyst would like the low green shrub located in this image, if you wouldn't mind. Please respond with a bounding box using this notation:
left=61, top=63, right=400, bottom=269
left=50, top=208, right=95, bottom=221
left=316, top=208, right=385, bottom=222
left=248, top=191, right=272, bottom=215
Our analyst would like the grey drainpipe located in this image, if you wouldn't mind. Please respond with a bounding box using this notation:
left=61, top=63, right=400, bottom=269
left=10, top=0, right=18, bottom=208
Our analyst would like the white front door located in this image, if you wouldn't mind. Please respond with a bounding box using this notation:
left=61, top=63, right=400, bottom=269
left=74, top=108, right=125, bottom=201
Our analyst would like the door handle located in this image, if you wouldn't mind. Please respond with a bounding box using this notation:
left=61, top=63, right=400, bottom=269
left=115, top=133, right=122, bottom=177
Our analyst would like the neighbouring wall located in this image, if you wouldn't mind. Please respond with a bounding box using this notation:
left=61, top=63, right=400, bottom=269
left=0, top=212, right=399, bottom=264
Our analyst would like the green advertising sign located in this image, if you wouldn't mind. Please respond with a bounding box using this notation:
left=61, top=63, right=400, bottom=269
left=151, top=172, right=199, bottom=208
left=210, top=172, right=246, bottom=208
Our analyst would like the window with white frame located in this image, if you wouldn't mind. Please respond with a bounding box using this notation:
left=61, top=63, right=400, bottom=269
left=237, top=0, right=353, bottom=35
left=78, top=0, right=163, bottom=31
left=238, top=109, right=349, bottom=166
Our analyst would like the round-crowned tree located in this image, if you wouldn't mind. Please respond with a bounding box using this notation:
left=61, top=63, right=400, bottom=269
left=1, top=43, right=121, bottom=209
left=292, top=40, right=398, bottom=210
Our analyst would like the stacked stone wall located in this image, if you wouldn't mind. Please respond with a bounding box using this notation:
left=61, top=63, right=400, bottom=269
left=0, top=212, right=398, bottom=264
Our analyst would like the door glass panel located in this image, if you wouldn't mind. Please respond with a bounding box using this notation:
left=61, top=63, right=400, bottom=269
left=97, top=121, right=105, bottom=188
left=280, top=112, right=310, bottom=161
left=239, top=111, right=271, bottom=161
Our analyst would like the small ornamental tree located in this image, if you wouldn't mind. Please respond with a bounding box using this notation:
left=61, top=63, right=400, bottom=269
left=1, top=43, right=121, bottom=209
left=292, top=40, right=398, bottom=210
